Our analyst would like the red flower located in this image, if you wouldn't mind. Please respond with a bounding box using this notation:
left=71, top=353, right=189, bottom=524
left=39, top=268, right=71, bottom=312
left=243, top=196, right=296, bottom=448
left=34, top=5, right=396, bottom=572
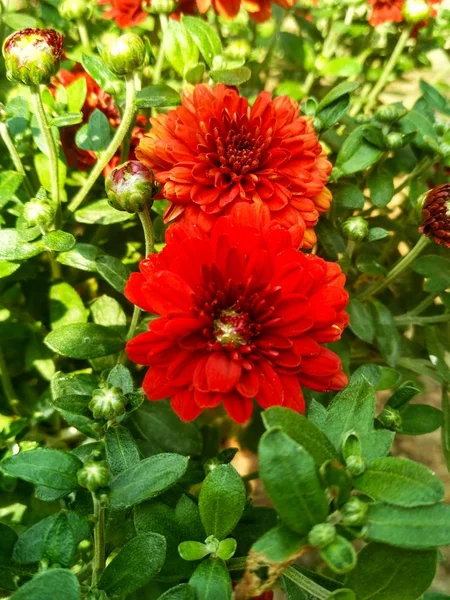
left=368, top=0, right=441, bottom=26
left=125, top=205, right=348, bottom=424
left=136, top=84, right=332, bottom=249
left=197, top=0, right=294, bottom=22
left=98, top=0, right=150, bottom=28
left=419, top=183, right=450, bottom=248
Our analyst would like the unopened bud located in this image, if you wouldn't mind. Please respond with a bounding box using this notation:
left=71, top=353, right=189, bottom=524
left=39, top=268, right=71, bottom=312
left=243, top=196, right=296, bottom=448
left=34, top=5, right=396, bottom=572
left=345, top=455, right=366, bottom=476
left=378, top=406, right=403, bottom=431
left=101, top=33, right=146, bottom=77
left=418, top=184, right=450, bottom=248
left=225, top=40, right=251, bottom=61
left=23, top=197, right=56, bottom=227
left=341, top=496, right=368, bottom=526
left=148, top=0, right=176, bottom=13
left=402, top=0, right=431, bottom=23
left=89, top=384, right=127, bottom=420
left=105, top=160, right=158, bottom=213
left=385, top=132, right=404, bottom=149
left=341, top=217, right=369, bottom=241
left=308, top=523, right=336, bottom=549
left=59, top=0, right=92, bottom=21
left=3, top=28, right=64, bottom=86
left=375, top=105, right=405, bottom=123
left=77, top=461, right=110, bottom=492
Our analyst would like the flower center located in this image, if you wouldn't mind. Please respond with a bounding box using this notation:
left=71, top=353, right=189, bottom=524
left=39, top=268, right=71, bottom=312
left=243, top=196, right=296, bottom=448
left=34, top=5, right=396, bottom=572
left=215, top=124, right=270, bottom=176
left=213, top=309, right=254, bottom=347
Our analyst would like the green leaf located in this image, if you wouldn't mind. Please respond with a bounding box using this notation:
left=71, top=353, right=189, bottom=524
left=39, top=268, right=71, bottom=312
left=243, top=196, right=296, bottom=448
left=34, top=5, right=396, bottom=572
left=0, top=261, right=21, bottom=278
left=1, top=448, right=82, bottom=490
left=107, top=364, right=134, bottom=394
left=353, top=457, right=444, bottom=507
left=211, top=67, right=252, bottom=85
left=347, top=299, right=374, bottom=344
left=105, top=425, right=140, bottom=476
left=81, top=54, right=117, bottom=90
left=57, top=243, right=101, bottom=271
left=75, top=198, right=133, bottom=225
left=76, top=109, right=111, bottom=152
left=262, top=407, right=338, bottom=466
left=109, top=453, right=189, bottom=509
left=259, top=428, right=328, bottom=534
left=66, top=77, right=87, bottom=113
left=199, top=464, right=246, bottom=541
left=330, top=183, right=365, bottom=210
left=130, top=401, right=203, bottom=456
left=320, top=535, right=356, bottom=575
left=315, top=219, right=346, bottom=261
left=135, top=84, right=181, bottom=109
left=250, top=525, right=307, bottom=566
left=189, top=557, right=232, bottom=600
left=346, top=543, right=437, bottom=600
left=95, top=255, right=131, bottom=294
left=91, top=295, right=126, bottom=328
left=317, top=81, right=360, bottom=112
left=42, top=511, right=75, bottom=567
left=178, top=540, right=209, bottom=561
left=51, top=394, right=99, bottom=438
left=9, top=569, right=81, bottom=600
left=370, top=300, right=401, bottom=367
left=329, top=591, right=356, bottom=600
left=320, top=57, right=361, bottom=78
left=0, top=523, right=17, bottom=566
left=425, top=325, right=450, bottom=383
left=412, top=256, right=450, bottom=293
left=313, top=373, right=394, bottom=461
left=42, top=230, right=76, bottom=252
left=99, top=533, right=166, bottom=596
left=50, top=113, right=83, bottom=127
left=388, top=381, right=420, bottom=409
left=34, top=153, right=66, bottom=193
left=398, top=404, right=443, bottom=435
left=50, top=282, right=88, bottom=329
left=317, top=96, right=350, bottom=130
left=3, top=12, right=38, bottom=29
left=45, top=323, right=125, bottom=359
left=336, top=126, right=383, bottom=175
left=157, top=585, right=197, bottom=600
left=164, top=20, right=199, bottom=76
left=0, top=171, right=24, bottom=206
left=0, top=229, right=44, bottom=260
left=366, top=502, right=450, bottom=548
left=368, top=169, right=394, bottom=207
left=182, top=16, right=222, bottom=67
left=367, top=228, right=389, bottom=242
left=51, top=371, right=97, bottom=399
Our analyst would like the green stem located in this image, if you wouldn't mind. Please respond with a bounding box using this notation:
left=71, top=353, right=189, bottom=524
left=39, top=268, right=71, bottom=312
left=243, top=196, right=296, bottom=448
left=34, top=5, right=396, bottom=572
left=358, top=235, right=430, bottom=301
left=303, top=71, right=316, bottom=95
left=364, top=25, right=412, bottom=114
left=407, top=293, right=438, bottom=317
left=77, top=21, right=91, bottom=51
left=30, top=85, right=61, bottom=227
left=259, top=8, right=289, bottom=79
left=91, top=496, right=106, bottom=589
left=344, top=5, right=355, bottom=26
left=284, top=566, right=330, bottom=600
left=395, top=314, right=450, bottom=326
left=152, top=14, right=168, bottom=85
left=0, top=345, right=21, bottom=416
left=393, top=156, right=433, bottom=195
left=442, top=386, right=450, bottom=475
left=0, top=120, right=34, bottom=197
left=65, top=76, right=137, bottom=220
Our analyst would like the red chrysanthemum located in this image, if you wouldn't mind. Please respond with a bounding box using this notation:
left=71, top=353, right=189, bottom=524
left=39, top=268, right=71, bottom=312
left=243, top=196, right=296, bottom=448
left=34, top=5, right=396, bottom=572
left=419, top=183, right=450, bottom=248
left=136, top=84, right=332, bottom=249
left=125, top=205, right=348, bottom=424
left=97, top=0, right=198, bottom=28
left=196, top=0, right=294, bottom=22
left=368, top=0, right=441, bottom=26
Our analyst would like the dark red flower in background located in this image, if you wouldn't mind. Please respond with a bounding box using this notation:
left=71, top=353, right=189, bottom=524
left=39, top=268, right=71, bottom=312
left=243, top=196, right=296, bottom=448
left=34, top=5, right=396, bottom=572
left=419, top=183, right=450, bottom=248
left=137, top=84, right=332, bottom=249
left=125, top=205, right=348, bottom=424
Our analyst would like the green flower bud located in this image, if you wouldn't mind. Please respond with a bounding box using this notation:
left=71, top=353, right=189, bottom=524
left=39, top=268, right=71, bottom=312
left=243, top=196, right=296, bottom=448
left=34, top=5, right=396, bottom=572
left=105, top=161, right=158, bottom=213
left=59, top=0, right=92, bottom=21
left=385, top=132, right=404, bottom=150
left=345, top=455, right=366, bottom=476
left=402, top=0, right=431, bottom=23
left=23, top=197, right=56, bottom=228
left=89, top=385, right=127, bottom=420
left=341, top=497, right=368, bottom=526
left=308, top=523, right=337, bottom=549
left=77, top=461, right=110, bottom=492
left=312, top=117, right=323, bottom=132
left=101, top=33, right=146, bottom=77
left=148, top=0, right=176, bottom=13
left=375, top=105, right=405, bottom=123
left=2, top=28, right=64, bottom=86
left=354, top=114, right=371, bottom=124
left=225, top=40, right=251, bottom=61
left=378, top=406, right=403, bottom=431
left=341, top=217, right=369, bottom=241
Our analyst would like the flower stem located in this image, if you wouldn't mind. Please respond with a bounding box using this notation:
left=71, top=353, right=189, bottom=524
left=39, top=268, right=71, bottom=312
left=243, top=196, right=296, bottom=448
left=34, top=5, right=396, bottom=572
left=65, top=76, right=137, bottom=220
left=393, top=156, right=433, bottom=195
left=0, top=120, right=34, bottom=197
left=152, top=14, right=168, bottom=85
left=407, top=293, right=438, bottom=317
left=30, top=85, right=61, bottom=228
left=77, top=21, right=91, bottom=51
left=91, top=495, right=106, bottom=589
left=284, top=566, right=330, bottom=600
left=358, top=235, right=430, bottom=301
left=395, top=313, right=450, bottom=326
left=364, top=25, right=412, bottom=114
left=0, top=344, right=21, bottom=416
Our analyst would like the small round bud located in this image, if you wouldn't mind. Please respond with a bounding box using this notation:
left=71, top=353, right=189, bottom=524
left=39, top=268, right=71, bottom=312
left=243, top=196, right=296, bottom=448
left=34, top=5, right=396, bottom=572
left=59, top=0, right=92, bottom=21
left=204, top=535, right=220, bottom=555
left=375, top=105, right=404, bottom=123
left=105, top=160, right=158, bottom=213
left=341, top=497, right=368, bottom=526
left=312, top=117, right=323, bottom=132
left=23, top=198, right=56, bottom=227
left=341, top=217, right=369, bottom=241
left=345, top=455, right=366, bottom=477
left=148, top=0, right=176, bottom=13
left=2, top=28, right=64, bottom=86
left=225, top=40, right=251, bottom=61
left=308, top=523, right=336, bottom=549
left=354, top=114, right=371, bottom=124
left=89, top=385, right=127, bottom=420
left=77, top=461, right=110, bottom=492
left=101, top=33, right=146, bottom=77
left=385, top=132, right=404, bottom=150
left=402, top=0, right=431, bottom=23
left=378, top=406, right=403, bottom=431
left=418, top=184, right=450, bottom=248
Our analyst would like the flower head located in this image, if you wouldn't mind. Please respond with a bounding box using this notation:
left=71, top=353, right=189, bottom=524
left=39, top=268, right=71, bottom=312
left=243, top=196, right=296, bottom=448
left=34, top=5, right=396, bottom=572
left=419, top=183, right=450, bottom=248
left=3, top=28, right=64, bottom=85
left=368, top=0, right=441, bottom=26
left=106, top=160, right=158, bottom=212
left=125, top=205, right=348, bottom=424
left=197, top=0, right=294, bottom=22
left=101, top=33, right=146, bottom=76
left=136, top=84, right=332, bottom=248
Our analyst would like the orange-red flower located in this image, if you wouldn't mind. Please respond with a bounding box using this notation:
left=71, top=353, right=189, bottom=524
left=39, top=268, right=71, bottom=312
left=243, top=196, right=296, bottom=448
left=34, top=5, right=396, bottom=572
left=125, top=205, right=348, bottom=424
left=197, top=0, right=294, bottom=22
left=368, top=0, right=441, bottom=26
left=136, top=84, right=332, bottom=248
left=419, top=183, right=450, bottom=248
left=98, top=0, right=198, bottom=28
